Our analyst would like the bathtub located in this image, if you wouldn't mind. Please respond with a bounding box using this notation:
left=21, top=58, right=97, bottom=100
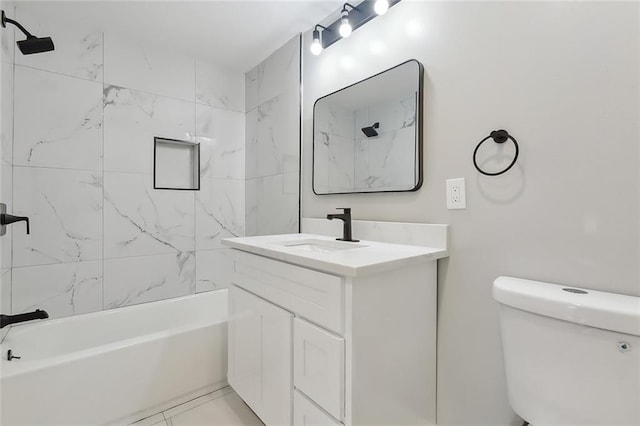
left=0, top=289, right=229, bottom=425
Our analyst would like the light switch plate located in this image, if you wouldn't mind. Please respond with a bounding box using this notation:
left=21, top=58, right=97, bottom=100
left=446, top=178, right=466, bottom=209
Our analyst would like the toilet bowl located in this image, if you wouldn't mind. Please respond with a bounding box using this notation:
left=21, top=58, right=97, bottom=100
left=493, top=276, right=640, bottom=426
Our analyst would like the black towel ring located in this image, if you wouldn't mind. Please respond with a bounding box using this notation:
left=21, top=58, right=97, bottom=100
left=473, top=129, right=519, bottom=176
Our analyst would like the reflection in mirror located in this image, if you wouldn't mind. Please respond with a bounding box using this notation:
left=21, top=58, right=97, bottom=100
left=313, top=59, right=423, bottom=194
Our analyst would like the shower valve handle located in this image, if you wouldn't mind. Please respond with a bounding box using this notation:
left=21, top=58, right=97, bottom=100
left=1, top=213, right=29, bottom=234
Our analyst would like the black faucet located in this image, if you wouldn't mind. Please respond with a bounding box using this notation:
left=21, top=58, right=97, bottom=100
left=326, top=208, right=359, bottom=242
left=0, top=309, right=48, bottom=329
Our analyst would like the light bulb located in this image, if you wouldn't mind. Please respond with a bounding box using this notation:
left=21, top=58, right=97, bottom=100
left=310, top=28, right=324, bottom=55
left=339, top=14, right=352, bottom=38
left=310, top=39, right=322, bottom=56
left=374, top=0, right=389, bottom=15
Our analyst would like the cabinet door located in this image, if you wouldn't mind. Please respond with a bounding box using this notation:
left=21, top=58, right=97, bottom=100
left=228, top=285, right=262, bottom=410
left=294, top=318, right=345, bottom=421
left=228, top=285, right=293, bottom=426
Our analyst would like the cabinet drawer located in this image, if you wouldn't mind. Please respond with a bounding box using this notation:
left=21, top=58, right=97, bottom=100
left=294, top=390, right=342, bottom=426
left=294, top=318, right=345, bottom=421
left=231, top=250, right=344, bottom=334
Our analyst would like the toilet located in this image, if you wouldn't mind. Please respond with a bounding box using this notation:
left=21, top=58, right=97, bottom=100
left=493, top=276, right=640, bottom=426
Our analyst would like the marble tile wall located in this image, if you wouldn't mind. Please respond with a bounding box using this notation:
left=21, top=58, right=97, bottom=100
left=1, top=6, right=246, bottom=319
left=245, top=35, right=300, bottom=236
left=0, top=2, right=15, bottom=332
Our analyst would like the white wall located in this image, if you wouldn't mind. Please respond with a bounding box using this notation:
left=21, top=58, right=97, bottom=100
left=0, top=5, right=245, bottom=319
left=302, top=2, right=639, bottom=425
left=245, top=35, right=300, bottom=236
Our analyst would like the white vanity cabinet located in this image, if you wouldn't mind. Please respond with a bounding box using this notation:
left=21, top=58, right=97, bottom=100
left=225, top=232, right=447, bottom=426
left=227, top=285, right=293, bottom=426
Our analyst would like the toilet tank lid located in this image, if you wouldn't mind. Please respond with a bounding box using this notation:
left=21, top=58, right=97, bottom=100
left=493, top=276, right=640, bottom=336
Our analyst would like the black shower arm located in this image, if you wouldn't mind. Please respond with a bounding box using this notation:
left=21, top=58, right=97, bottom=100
left=1, top=11, right=35, bottom=39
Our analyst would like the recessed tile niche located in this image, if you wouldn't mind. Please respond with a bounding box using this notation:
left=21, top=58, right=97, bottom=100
left=154, top=137, right=200, bottom=190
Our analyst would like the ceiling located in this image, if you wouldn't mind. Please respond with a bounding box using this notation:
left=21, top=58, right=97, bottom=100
left=14, top=0, right=343, bottom=72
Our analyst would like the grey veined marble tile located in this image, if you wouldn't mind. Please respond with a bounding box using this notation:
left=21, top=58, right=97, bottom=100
left=13, top=66, right=103, bottom=170
left=103, top=252, right=195, bottom=309
left=103, top=85, right=195, bottom=174
left=195, top=249, right=233, bottom=293
left=195, top=59, right=244, bottom=112
left=1, top=58, right=14, bottom=167
left=12, top=260, right=102, bottom=318
left=244, top=178, right=258, bottom=237
left=255, top=173, right=298, bottom=236
left=12, top=167, right=103, bottom=267
left=245, top=89, right=299, bottom=179
left=245, top=34, right=300, bottom=111
left=195, top=178, right=244, bottom=251
left=244, top=66, right=258, bottom=113
left=0, top=268, right=9, bottom=341
left=104, top=172, right=195, bottom=259
left=196, top=104, right=245, bottom=180
left=1, top=165, right=12, bottom=268
left=1, top=268, right=11, bottom=315
left=103, top=33, right=194, bottom=103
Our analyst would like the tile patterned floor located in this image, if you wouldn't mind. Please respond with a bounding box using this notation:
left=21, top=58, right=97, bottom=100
left=131, top=387, right=264, bottom=426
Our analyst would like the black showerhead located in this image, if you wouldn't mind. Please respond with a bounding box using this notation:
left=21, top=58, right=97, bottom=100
left=1, top=10, right=55, bottom=55
left=17, top=36, right=54, bottom=55
left=361, top=122, right=380, bottom=138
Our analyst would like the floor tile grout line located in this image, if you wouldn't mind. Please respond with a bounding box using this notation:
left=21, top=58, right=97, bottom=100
left=163, top=390, right=219, bottom=418
left=154, top=386, right=234, bottom=422
left=131, top=388, right=263, bottom=426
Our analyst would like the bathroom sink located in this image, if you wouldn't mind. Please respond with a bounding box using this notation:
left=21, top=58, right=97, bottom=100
left=272, top=238, right=367, bottom=253
left=223, top=230, right=449, bottom=277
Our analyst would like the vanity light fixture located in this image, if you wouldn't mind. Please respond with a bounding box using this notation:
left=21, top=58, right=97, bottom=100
left=310, top=0, right=401, bottom=55
left=339, top=3, right=355, bottom=38
left=310, top=25, right=327, bottom=56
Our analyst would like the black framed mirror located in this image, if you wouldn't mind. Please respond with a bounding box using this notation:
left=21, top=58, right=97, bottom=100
left=313, top=59, right=423, bottom=195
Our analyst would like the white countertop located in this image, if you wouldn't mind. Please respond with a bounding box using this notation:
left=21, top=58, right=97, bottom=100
left=222, top=233, right=449, bottom=277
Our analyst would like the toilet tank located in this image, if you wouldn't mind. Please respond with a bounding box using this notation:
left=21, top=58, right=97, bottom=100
left=493, top=277, right=640, bottom=426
